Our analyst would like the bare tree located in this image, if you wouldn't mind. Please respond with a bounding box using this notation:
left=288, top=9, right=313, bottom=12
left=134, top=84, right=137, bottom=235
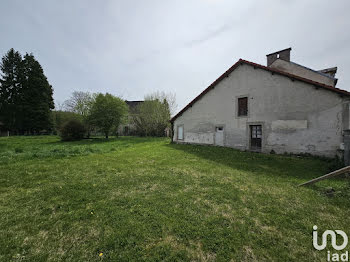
left=144, top=91, right=177, bottom=116
left=63, top=91, right=96, bottom=137
left=63, top=91, right=96, bottom=116
left=55, top=101, right=65, bottom=111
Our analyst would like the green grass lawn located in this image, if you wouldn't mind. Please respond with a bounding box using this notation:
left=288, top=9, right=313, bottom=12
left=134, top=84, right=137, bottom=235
left=0, top=136, right=349, bottom=261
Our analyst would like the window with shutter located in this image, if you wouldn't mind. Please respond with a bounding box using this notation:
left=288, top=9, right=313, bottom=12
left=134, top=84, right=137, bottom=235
left=238, top=97, right=248, bottom=116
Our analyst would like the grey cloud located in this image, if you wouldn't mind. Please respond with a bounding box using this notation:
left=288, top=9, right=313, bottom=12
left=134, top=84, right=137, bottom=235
left=0, top=0, right=349, bottom=112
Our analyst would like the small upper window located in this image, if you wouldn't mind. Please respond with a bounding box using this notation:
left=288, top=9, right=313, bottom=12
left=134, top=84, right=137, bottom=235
left=238, top=97, right=248, bottom=116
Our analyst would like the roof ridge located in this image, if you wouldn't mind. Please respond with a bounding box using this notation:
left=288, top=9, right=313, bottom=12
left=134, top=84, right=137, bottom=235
left=288, top=61, right=337, bottom=80
left=240, top=59, right=337, bottom=89
left=171, top=59, right=350, bottom=122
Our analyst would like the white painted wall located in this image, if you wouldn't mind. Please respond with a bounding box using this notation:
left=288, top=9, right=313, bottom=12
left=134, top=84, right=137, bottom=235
left=173, top=64, right=348, bottom=157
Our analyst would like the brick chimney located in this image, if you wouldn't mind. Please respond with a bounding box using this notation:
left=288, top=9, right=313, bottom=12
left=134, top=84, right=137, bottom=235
left=266, top=47, right=292, bottom=67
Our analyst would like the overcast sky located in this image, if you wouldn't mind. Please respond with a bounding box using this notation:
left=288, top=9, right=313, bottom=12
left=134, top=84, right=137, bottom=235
left=1, top=0, right=350, bottom=113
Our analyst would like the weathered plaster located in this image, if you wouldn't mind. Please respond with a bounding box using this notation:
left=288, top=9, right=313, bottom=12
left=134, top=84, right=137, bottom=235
left=173, top=64, right=347, bottom=157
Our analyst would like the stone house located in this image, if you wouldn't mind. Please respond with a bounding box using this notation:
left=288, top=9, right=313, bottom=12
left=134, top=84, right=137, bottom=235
left=171, top=48, right=350, bottom=157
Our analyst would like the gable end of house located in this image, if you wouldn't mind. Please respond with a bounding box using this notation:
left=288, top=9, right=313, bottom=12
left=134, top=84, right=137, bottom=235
left=171, top=59, right=350, bottom=123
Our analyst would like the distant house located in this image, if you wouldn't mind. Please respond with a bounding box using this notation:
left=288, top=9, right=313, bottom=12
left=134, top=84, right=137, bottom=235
left=171, top=48, right=350, bottom=157
left=119, top=100, right=144, bottom=136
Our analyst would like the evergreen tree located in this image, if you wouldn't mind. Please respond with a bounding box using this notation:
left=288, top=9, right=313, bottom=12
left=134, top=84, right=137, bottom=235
left=0, top=48, right=23, bottom=133
left=21, top=54, right=54, bottom=133
left=0, top=49, right=54, bottom=134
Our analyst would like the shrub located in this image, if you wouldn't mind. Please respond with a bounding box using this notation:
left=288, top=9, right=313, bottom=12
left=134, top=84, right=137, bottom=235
left=59, top=120, right=86, bottom=141
left=52, top=110, right=83, bottom=134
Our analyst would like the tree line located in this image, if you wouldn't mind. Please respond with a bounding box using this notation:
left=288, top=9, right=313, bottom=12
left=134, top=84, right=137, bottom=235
left=0, top=48, right=176, bottom=139
left=60, top=92, right=128, bottom=139
left=59, top=91, right=175, bottom=139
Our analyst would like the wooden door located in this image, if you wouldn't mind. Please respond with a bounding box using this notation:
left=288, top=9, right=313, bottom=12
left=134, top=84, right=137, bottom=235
left=250, top=125, right=262, bottom=150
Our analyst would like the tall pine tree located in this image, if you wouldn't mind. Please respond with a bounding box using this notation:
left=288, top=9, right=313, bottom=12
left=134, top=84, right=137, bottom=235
left=0, top=49, right=54, bottom=134
left=0, top=48, right=23, bottom=133
left=21, top=54, right=54, bottom=133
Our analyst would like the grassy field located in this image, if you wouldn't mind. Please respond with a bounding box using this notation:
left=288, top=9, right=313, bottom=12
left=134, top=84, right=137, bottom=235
left=0, top=136, right=349, bottom=261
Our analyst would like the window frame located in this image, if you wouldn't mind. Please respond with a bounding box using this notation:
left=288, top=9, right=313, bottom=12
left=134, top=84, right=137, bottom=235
left=177, top=125, right=184, bottom=141
left=236, top=95, right=249, bottom=118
